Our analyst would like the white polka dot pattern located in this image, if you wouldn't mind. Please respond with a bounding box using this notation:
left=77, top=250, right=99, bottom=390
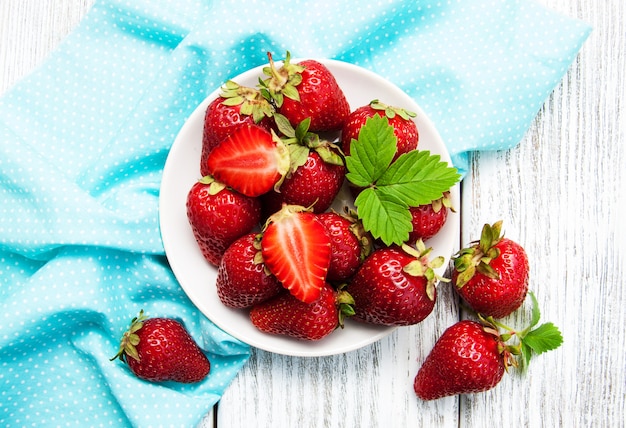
left=0, top=0, right=591, bottom=426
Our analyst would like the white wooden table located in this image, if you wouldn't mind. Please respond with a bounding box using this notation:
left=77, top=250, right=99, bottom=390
left=1, top=1, right=624, bottom=427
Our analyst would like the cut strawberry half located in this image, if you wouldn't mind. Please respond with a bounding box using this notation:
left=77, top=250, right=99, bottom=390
left=206, top=124, right=289, bottom=197
left=261, top=205, right=331, bottom=303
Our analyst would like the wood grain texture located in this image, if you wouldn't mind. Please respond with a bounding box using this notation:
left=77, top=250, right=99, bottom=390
left=1, top=1, right=624, bottom=427
left=0, top=0, right=95, bottom=94
left=461, top=1, right=625, bottom=427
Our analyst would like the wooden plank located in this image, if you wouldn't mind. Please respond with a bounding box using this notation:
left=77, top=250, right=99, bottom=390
left=459, top=0, right=626, bottom=426
left=0, top=0, right=94, bottom=94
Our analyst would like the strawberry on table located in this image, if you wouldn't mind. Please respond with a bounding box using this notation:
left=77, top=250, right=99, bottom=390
left=201, top=81, right=275, bottom=176
left=342, top=99, right=419, bottom=161
left=249, top=282, right=354, bottom=341
left=111, top=310, right=211, bottom=383
left=452, top=221, right=529, bottom=318
left=216, top=233, right=282, bottom=308
left=261, top=51, right=350, bottom=132
left=186, top=176, right=261, bottom=266
left=261, top=204, right=331, bottom=303
left=206, top=123, right=290, bottom=197
left=414, top=293, right=564, bottom=400
left=413, top=320, right=506, bottom=400
left=348, top=242, right=445, bottom=326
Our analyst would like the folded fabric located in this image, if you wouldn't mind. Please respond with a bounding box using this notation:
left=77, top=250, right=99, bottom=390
left=0, top=0, right=590, bottom=427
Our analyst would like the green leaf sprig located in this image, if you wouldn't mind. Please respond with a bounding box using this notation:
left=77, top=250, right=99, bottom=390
left=345, top=114, right=460, bottom=245
left=479, top=291, right=564, bottom=371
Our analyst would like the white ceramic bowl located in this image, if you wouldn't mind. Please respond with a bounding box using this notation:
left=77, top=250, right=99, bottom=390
left=159, top=59, right=460, bottom=357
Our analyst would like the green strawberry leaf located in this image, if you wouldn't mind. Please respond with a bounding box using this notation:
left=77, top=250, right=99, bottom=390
left=274, top=113, right=295, bottom=138
left=345, top=113, right=460, bottom=245
left=295, top=117, right=311, bottom=141
left=528, top=291, right=542, bottom=329
left=522, top=322, right=564, bottom=354
left=516, top=291, right=563, bottom=370
left=376, top=150, right=460, bottom=207
left=345, top=114, right=397, bottom=187
left=288, top=144, right=310, bottom=173
left=354, top=187, right=412, bottom=246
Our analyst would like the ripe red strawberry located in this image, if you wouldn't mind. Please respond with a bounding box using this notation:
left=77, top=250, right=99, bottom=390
left=249, top=282, right=354, bottom=340
left=407, top=192, right=454, bottom=243
left=262, top=52, right=350, bottom=132
left=261, top=204, right=331, bottom=303
left=261, top=115, right=346, bottom=215
left=206, top=123, right=290, bottom=197
left=216, top=233, right=282, bottom=308
left=342, top=100, right=419, bottom=160
left=111, top=310, right=211, bottom=383
left=452, top=221, right=529, bottom=318
left=413, top=320, right=506, bottom=400
left=200, top=81, right=275, bottom=176
left=348, top=242, right=444, bottom=326
left=186, top=176, right=261, bottom=266
left=261, top=151, right=346, bottom=215
left=316, top=211, right=372, bottom=282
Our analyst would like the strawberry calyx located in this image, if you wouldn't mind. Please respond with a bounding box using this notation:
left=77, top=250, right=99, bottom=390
left=475, top=314, right=518, bottom=371
left=110, top=309, right=148, bottom=363
left=274, top=114, right=344, bottom=172
left=401, top=241, right=450, bottom=301
left=369, top=99, right=417, bottom=121
left=261, top=51, right=305, bottom=108
left=473, top=291, right=564, bottom=371
left=197, top=175, right=227, bottom=195
left=336, top=283, right=356, bottom=328
left=431, top=191, right=456, bottom=214
left=219, top=80, right=275, bottom=123
left=338, top=207, right=374, bottom=261
left=251, top=233, right=265, bottom=266
left=453, top=220, right=504, bottom=288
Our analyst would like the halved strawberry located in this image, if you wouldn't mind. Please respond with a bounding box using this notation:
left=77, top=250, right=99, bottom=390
left=200, top=81, right=275, bottom=176
left=206, top=124, right=290, bottom=197
left=261, top=205, right=331, bottom=303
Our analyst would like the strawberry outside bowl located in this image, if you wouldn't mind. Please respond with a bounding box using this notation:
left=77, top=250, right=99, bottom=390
left=159, top=58, right=460, bottom=357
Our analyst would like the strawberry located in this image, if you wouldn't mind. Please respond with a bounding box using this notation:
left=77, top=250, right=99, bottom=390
left=261, top=204, right=331, bottom=303
left=261, top=51, right=350, bottom=132
left=341, top=99, right=419, bottom=161
left=200, top=81, right=275, bottom=176
left=262, top=151, right=346, bottom=214
left=407, top=192, right=454, bottom=243
left=216, top=233, right=282, bottom=308
left=415, top=294, right=564, bottom=400
left=413, top=320, right=506, bottom=400
left=348, top=242, right=445, bottom=326
left=186, top=176, right=261, bottom=266
left=452, top=221, right=529, bottom=318
left=249, top=282, right=354, bottom=340
left=261, top=115, right=346, bottom=215
left=316, top=211, right=372, bottom=282
left=111, top=310, right=211, bottom=383
left=206, top=123, right=290, bottom=197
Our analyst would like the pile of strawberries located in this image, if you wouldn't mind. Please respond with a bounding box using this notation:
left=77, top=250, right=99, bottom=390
left=179, top=52, right=563, bottom=399
left=186, top=52, right=454, bottom=336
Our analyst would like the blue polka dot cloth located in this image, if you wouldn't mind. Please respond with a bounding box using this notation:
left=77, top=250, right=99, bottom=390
left=0, top=0, right=590, bottom=426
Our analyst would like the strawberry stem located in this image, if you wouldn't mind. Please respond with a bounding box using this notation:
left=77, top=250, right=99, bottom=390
left=473, top=292, right=563, bottom=372
left=110, top=309, right=147, bottom=363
